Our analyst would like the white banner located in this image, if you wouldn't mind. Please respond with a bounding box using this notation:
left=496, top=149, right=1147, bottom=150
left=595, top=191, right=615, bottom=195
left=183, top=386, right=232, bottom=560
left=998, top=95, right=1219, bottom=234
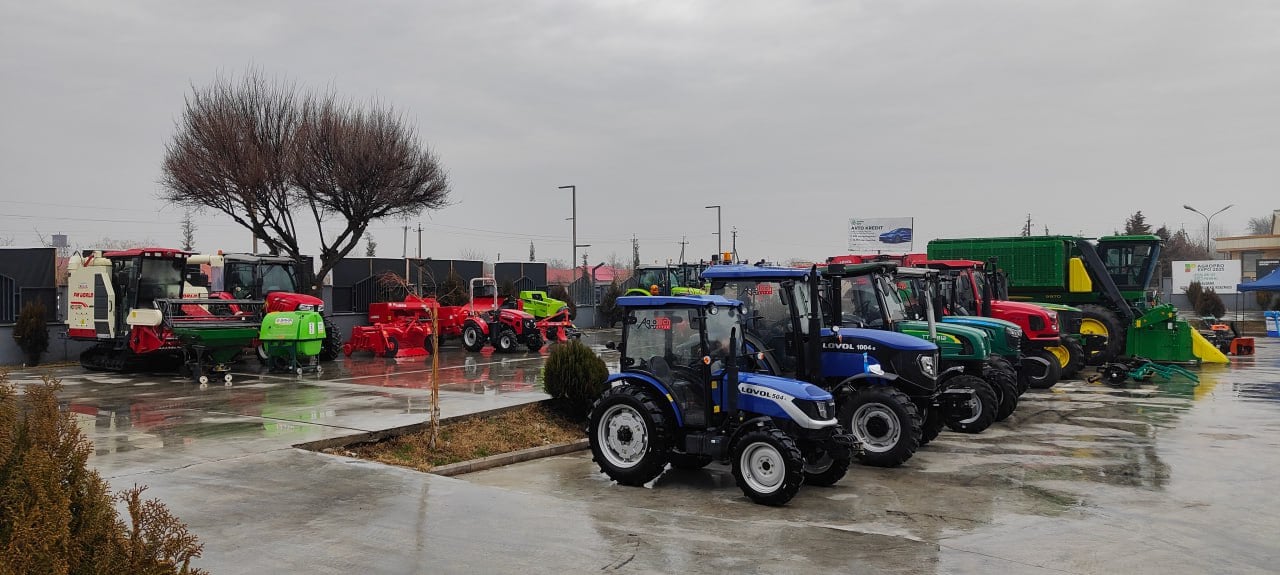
left=848, top=217, right=914, bottom=252
left=1173, top=260, right=1241, bottom=294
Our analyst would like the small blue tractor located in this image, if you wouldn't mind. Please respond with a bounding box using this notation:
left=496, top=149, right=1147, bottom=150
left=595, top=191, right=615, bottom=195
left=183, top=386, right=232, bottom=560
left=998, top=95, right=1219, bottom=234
left=589, top=295, right=857, bottom=506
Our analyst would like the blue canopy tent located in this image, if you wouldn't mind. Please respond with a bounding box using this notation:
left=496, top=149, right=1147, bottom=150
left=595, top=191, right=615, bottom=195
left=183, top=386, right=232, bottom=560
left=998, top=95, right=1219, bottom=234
left=1236, top=268, right=1280, bottom=323
left=1238, top=268, right=1280, bottom=292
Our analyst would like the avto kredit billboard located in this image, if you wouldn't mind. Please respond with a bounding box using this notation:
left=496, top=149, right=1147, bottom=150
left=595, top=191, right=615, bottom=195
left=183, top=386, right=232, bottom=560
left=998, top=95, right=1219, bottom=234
left=1173, top=260, right=1242, bottom=294
left=848, top=217, right=914, bottom=252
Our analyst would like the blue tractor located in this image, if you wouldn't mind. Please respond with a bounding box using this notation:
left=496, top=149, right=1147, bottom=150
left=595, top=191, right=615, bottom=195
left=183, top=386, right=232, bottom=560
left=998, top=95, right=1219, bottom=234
left=702, top=265, right=979, bottom=468
left=590, top=295, right=857, bottom=506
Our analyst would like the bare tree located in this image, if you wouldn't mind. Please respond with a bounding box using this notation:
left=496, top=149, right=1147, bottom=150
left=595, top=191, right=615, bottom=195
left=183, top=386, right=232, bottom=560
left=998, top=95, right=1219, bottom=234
left=180, top=210, right=197, bottom=251
left=364, top=234, right=377, bottom=256
left=545, top=258, right=569, bottom=269
left=160, top=69, right=450, bottom=291
left=0, top=237, right=13, bottom=246
left=457, top=248, right=486, bottom=262
left=1248, top=216, right=1274, bottom=236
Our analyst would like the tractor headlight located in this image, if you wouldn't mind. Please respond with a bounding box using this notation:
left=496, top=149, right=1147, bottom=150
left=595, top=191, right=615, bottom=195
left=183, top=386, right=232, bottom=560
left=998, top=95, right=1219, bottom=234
left=918, top=354, right=937, bottom=378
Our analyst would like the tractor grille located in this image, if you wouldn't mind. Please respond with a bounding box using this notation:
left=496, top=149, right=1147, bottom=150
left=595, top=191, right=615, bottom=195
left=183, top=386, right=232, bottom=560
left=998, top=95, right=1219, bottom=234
left=1057, top=310, right=1083, bottom=335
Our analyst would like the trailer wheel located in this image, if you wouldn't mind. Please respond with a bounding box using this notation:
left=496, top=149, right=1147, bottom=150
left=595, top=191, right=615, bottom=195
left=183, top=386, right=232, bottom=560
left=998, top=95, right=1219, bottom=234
left=462, top=324, right=485, bottom=352
left=943, top=375, right=998, bottom=434
left=1079, top=304, right=1125, bottom=365
left=383, top=336, right=400, bottom=358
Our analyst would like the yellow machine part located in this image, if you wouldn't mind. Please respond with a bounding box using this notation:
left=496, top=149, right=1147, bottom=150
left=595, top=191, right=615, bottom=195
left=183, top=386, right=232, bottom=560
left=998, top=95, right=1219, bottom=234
left=1190, top=329, right=1229, bottom=364
left=1068, top=258, right=1093, bottom=293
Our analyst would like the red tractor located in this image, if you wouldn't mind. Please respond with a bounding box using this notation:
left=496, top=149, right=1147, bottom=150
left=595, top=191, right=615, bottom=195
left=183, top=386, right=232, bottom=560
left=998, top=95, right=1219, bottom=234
left=458, top=278, right=544, bottom=353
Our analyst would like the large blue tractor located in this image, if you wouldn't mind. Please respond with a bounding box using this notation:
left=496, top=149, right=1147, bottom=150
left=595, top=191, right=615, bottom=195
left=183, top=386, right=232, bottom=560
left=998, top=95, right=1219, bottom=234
left=701, top=265, right=979, bottom=468
left=589, top=295, right=857, bottom=506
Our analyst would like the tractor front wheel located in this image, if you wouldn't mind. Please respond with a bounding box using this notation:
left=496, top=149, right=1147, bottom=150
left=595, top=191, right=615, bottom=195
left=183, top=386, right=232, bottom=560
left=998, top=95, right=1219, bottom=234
left=983, top=364, right=1019, bottom=422
left=462, top=324, right=485, bottom=352
left=918, top=404, right=946, bottom=446
left=1020, top=349, right=1063, bottom=389
left=801, top=444, right=851, bottom=487
left=495, top=328, right=518, bottom=353
left=526, top=333, right=544, bottom=353
left=1079, top=304, right=1126, bottom=365
left=1056, top=337, right=1086, bottom=379
left=588, top=384, right=670, bottom=486
left=732, top=427, right=805, bottom=506
left=319, top=319, right=343, bottom=361
left=837, top=387, right=921, bottom=468
left=943, top=375, right=998, bottom=434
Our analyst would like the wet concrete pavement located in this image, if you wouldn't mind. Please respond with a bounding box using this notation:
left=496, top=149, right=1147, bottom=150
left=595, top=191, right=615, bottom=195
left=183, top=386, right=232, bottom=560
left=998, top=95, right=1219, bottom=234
left=6, top=335, right=1279, bottom=573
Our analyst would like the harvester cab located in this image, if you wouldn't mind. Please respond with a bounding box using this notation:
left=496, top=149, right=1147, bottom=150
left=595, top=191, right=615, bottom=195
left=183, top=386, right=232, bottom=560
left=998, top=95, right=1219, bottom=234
left=701, top=264, right=947, bottom=467
left=589, top=295, right=855, bottom=505
left=460, top=278, right=544, bottom=353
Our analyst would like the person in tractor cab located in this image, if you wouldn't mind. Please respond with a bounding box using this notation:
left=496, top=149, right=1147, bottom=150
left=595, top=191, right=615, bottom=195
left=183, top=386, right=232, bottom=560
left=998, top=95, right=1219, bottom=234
left=649, top=284, right=660, bottom=295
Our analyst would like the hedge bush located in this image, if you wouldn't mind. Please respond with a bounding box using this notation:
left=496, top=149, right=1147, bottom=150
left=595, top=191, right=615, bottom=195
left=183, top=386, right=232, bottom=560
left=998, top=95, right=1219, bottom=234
left=542, top=340, right=609, bottom=418
left=598, top=280, right=624, bottom=328
left=1185, top=281, right=1226, bottom=318
left=0, top=374, right=206, bottom=574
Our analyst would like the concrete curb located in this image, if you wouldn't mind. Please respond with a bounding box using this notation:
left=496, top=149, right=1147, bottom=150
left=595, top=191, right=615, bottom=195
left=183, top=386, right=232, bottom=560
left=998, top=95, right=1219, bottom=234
left=429, top=438, right=589, bottom=477
left=292, top=399, right=555, bottom=452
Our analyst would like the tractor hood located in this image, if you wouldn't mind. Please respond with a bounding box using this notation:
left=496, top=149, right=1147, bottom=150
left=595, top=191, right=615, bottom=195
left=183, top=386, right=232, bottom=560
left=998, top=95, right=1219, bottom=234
left=820, top=327, right=936, bottom=351
left=738, top=372, right=832, bottom=401
left=990, top=300, right=1059, bottom=340
left=897, top=320, right=989, bottom=360
left=940, top=316, right=1020, bottom=357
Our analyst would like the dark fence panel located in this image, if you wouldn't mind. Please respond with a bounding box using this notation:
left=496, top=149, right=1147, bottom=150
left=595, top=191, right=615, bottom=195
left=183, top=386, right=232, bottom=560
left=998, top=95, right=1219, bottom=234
left=0, top=248, right=58, bottom=324
left=495, top=262, right=547, bottom=290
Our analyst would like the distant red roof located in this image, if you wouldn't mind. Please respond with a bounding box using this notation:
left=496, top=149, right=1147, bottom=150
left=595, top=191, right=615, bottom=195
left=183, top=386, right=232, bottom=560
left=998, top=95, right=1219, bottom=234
left=547, top=266, right=631, bottom=285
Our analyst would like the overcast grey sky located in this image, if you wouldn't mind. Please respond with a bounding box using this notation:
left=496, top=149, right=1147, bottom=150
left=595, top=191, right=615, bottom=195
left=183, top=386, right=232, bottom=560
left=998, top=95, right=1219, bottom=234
left=2, top=0, right=1277, bottom=266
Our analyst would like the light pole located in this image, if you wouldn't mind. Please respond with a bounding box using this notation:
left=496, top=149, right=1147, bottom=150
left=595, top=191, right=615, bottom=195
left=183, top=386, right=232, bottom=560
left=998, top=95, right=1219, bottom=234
left=1183, top=204, right=1233, bottom=257
left=705, top=205, right=722, bottom=255
left=560, top=185, right=591, bottom=271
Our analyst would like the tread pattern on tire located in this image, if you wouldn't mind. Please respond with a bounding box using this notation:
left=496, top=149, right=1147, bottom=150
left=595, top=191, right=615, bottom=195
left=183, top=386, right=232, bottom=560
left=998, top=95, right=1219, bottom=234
left=1079, top=304, right=1126, bottom=366
left=1057, top=337, right=1086, bottom=379
left=837, top=386, right=922, bottom=468
left=943, top=374, right=998, bottom=434
left=983, top=363, right=1019, bottom=421
left=588, top=384, right=671, bottom=486
left=731, top=426, right=805, bottom=506
left=918, top=404, right=945, bottom=446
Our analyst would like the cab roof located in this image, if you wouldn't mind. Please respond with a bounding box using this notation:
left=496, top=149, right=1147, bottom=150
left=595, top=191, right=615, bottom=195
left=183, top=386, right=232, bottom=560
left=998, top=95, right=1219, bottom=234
left=616, top=295, right=743, bottom=308
left=916, top=259, right=982, bottom=270
left=222, top=253, right=296, bottom=264
left=102, top=247, right=190, bottom=258
left=700, top=264, right=808, bottom=280
left=820, top=262, right=898, bottom=276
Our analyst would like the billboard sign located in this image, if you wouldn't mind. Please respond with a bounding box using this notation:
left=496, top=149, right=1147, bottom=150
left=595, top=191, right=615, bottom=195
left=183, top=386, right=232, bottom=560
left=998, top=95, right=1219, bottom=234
left=1173, top=260, right=1242, bottom=294
left=848, top=217, right=914, bottom=252
left=1257, top=259, right=1279, bottom=280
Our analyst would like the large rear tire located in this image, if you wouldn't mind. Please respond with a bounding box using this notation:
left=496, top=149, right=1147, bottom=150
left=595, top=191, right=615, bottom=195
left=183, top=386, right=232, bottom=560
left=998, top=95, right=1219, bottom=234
left=837, top=387, right=921, bottom=468
left=1079, top=304, right=1126, bottom=365
left=588, top=384, right=670, bottom=486
left=943, top=375, right=998, bottom=434
left=732, top=427, right=805, bottom=506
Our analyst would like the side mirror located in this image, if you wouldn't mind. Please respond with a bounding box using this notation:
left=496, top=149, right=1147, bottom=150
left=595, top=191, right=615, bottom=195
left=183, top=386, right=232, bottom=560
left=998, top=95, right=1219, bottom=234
left=605, top=341, right=617, bottom=350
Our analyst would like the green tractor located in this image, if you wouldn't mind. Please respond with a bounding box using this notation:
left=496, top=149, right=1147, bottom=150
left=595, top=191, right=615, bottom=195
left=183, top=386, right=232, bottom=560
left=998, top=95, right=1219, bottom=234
left=928, top=235, right=1228, bottom=365
left=625, top=264, right=709, bottom=297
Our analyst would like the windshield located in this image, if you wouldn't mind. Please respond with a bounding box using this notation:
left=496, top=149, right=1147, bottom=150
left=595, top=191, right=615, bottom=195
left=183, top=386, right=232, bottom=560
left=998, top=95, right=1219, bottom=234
left=896, top=278, right=927, bottom=320
left=260, top=264, right=297, bottom=294
left=703, top=306, right=741, bottom=370
left=225, top=262, right=256, bottom=299
left=714, top=280, right=794, bottom=338
left=952, top=272, right=978, bottom=315
left=623, top=307, right=705, bottom=375
left=878, top=275, right=907, bottom=323
left=840, top=275, right=889, bottom=328
left=1098, top=243, right=1156, bottom=290
left=138, top=258, right=184, bottom=307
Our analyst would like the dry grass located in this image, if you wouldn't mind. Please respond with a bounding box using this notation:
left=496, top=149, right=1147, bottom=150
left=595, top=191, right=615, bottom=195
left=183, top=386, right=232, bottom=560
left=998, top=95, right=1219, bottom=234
left=338, top=404, right=584, bottom=472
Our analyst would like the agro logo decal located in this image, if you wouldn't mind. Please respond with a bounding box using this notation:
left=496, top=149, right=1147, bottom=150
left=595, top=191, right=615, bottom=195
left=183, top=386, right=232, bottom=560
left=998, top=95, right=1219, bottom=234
left=824, top=341, right=878, bottom=352
left=274, top=317, right=295, bottom=325
left=638, top=317, right=672, bottom=330
left=757, top=284, right=774, bottom=296
left=739, top=384, right=788, bottom=402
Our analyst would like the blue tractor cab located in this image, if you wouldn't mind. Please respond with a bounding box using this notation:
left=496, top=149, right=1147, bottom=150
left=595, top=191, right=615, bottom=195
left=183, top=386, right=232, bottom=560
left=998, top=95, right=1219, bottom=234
left=702, top=264, right=963, bottom=468
left=590, top=295, right=856, bottom=506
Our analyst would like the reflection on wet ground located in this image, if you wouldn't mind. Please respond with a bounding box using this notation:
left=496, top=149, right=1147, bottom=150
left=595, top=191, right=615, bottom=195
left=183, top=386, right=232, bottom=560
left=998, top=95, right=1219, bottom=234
left=3, top=333, right=1276, bottom=573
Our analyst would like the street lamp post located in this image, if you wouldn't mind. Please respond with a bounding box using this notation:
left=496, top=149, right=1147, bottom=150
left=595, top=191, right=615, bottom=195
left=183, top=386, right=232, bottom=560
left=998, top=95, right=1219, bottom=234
left=705, top=205, right=722, bottom=255
left=1183, top=204, right=1234, bottom=258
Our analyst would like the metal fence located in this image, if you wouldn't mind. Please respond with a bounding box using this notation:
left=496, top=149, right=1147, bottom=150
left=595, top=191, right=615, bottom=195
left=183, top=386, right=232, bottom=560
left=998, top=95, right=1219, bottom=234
left=0, top=275, right=14, bottom=324
left=0, top=276, right=57, bottom=325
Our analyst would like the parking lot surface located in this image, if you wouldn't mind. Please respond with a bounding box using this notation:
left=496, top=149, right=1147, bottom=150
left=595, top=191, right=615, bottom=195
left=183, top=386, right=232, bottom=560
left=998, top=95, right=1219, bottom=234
left=5, top=336, right=1278, bottom=574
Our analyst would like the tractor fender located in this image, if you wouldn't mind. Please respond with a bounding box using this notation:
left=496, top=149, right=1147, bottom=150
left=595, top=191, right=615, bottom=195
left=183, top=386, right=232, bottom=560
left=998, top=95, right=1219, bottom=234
left=830, top=371, right=899, bottom=397
left=605, top=372, right=685, bottom=427
left=936, top=365, right=966, bottom=384
left=463, top=317, right=490, bottom=336
left=728, top=416, right=778, bottom=448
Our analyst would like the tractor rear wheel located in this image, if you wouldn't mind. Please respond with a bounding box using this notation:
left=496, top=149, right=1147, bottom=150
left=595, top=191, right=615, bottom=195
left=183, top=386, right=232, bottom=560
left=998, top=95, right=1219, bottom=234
left=462, top=324, right=485, bottom=352
left=943, top=375, right=998, bottom=434
left=319, top=319, right=342, bottom=361
left=1020, top=348, right=1062, bottom=389
left=589, top=384, right=670, bottom=486
left=732, top=427, right=805, bottom=506
left=983, top=364, right=1019, bottom=422
left=837, top=387, right=921, bottom=468
left=1079, top=304, right=1126, bottom=365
